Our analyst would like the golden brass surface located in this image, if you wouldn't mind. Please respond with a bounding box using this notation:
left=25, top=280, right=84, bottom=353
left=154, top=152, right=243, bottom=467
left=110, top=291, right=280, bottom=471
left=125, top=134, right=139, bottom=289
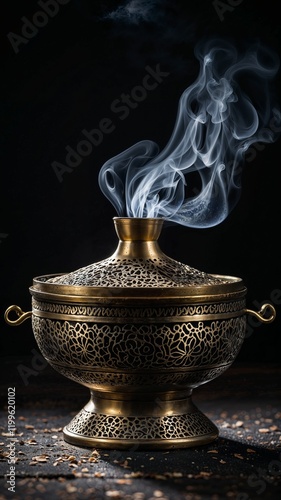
left=63, top=390, right=219, bottom=450
left=84, top=390, right=194, bottom=416
left=4, top=217, right=276, bottom=449
left=29, top=281, right=247, bottom=301
left=63, top=430, right=219, bottom=450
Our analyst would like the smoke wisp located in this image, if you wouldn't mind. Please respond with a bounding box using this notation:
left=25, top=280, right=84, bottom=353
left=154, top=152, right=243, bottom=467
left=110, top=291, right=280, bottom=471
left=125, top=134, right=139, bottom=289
left=99, top=40, right=281, bottom=228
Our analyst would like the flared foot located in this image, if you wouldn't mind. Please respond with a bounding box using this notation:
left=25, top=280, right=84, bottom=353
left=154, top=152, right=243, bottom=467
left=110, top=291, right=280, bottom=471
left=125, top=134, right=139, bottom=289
left=63, top=393, right=218, bottom=449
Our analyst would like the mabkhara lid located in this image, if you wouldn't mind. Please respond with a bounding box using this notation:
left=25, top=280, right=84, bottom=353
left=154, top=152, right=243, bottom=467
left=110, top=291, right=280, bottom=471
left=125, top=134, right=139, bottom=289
left=30, top=218, right=246, bottom=300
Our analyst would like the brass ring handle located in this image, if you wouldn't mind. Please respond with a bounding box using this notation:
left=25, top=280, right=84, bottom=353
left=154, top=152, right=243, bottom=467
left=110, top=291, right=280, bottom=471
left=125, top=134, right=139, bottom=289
left=4, top=305, right=32, bottom=326
left=245, top=303, right=276, bottom=324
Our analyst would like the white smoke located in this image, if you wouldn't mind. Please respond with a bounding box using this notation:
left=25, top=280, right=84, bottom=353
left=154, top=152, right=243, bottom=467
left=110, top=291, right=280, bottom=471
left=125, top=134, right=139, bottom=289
left=105, top=0, right=161, bottom=24
left=99, top=40, right=281, bottom=228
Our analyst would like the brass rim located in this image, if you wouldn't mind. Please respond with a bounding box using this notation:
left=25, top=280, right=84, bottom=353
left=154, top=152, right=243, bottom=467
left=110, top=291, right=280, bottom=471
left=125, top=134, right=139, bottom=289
left=62, top=429, right=218, bottom=449
left=30, top=273, right=246, bottom=302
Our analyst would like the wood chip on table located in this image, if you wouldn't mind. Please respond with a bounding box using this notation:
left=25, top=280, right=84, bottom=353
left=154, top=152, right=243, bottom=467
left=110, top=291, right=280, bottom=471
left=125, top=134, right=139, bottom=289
left=119, top=459, right=130, bottom=468
left=220, top=422, right=231, bottom=428
left=25, top=438, right=37, bottom=445
left=153, top=490, right=165, bottom=498
left=172, top=472, right=183, bottom=478
left=66, top=485, right=77, bottom=494
left=233, top=420, right=244, bottom=428
left=31, top=454, right=50, bottom=463
left=115, top=479, right=132, bottom=485
left=105, top=491, right=123, bottom=499
left=124, top=472, right=144, bottom=479
left=194, top=471, right=212, bottom=478
left=153, top=474, right=167, bottom=480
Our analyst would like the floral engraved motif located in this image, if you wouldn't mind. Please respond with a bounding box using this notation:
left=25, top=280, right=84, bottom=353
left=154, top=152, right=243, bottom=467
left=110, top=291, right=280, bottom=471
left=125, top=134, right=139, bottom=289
left=32, top=315, right=246, bottom=376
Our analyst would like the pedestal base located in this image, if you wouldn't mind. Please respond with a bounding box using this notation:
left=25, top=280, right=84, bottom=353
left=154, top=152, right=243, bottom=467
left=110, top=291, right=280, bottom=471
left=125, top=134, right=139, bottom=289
left=63, top=391, right=218, bottom=449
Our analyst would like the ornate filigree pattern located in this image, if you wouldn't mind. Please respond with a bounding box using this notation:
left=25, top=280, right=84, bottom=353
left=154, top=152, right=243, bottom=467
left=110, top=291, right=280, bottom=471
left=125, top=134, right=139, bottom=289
left=47, top=256, right=228, bottom=287
left=65, top=409, right=216, bottom=440
left=32, top=315, right=245, bottom=385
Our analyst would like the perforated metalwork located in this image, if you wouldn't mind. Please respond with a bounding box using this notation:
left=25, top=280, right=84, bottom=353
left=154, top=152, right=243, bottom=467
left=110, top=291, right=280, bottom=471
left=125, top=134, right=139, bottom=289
left=47, top=256, right=227, bottom=287
left=65, top=409, right=216, bottom=440
left=32, top=314, right=245, bottom=388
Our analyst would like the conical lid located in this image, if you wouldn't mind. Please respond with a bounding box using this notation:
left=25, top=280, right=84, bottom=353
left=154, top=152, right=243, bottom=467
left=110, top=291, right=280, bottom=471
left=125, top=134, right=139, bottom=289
left=30, top=218, right=246, bottom=300
left=47, top=218, right=227, bottom=288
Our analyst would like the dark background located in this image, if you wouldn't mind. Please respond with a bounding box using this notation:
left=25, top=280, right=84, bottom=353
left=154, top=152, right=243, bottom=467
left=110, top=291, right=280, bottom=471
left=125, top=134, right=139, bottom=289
left=1, top=0, right=280, bottom=362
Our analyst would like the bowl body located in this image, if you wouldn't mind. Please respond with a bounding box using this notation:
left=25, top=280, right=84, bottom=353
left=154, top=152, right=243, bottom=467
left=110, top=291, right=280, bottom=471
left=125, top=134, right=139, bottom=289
left=30, top=275, right=247, bottom=393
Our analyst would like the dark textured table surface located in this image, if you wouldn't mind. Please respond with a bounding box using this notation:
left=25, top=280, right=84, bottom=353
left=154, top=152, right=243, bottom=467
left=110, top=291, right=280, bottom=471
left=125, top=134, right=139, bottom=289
left=1, top=357, right=281, bottom=500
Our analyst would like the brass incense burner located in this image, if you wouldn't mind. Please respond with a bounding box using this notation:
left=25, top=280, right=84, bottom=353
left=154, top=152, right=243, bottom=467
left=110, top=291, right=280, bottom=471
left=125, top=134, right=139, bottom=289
left=5, top=217, right=276, bottom=449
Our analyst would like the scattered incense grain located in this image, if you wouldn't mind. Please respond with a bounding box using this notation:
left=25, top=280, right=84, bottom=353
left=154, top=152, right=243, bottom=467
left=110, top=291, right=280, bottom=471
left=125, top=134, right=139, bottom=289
left=233, top=421, right=244, bottom=428
left=105, top=491, right=123, bottom=499
left=26, top=439, right=37, bottom=445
